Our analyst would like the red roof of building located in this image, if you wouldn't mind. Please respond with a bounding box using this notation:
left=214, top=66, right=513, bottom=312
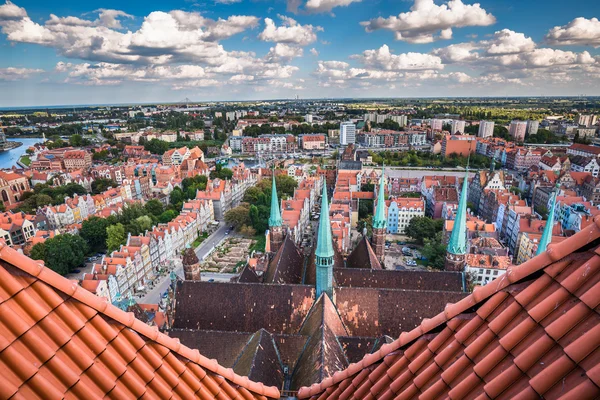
left=298, top=217, right=600, bottom=399
left=0, top=243, right=279, bottom=399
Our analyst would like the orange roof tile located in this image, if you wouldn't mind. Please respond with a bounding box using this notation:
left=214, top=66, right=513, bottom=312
left=0, top=242, right=279, bottom=399
left=298, top=215, right=600, bottom=399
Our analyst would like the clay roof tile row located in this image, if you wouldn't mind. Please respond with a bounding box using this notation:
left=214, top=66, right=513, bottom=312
left=0, top=242, right=279, bottom=399
left=297, top=215, right=600, bottom=399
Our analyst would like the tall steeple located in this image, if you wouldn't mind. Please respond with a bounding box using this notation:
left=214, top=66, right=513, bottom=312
left=536, top=186, right=558, bottom=255
left=315, top=182, right=334, bottom=299
left=445, top=169, right=469, bottom=271
left=269, top=174, right=282, bottom=227
left=268, top=172, right=284, bottom=253
left=371, top=166, right=387, bottom=264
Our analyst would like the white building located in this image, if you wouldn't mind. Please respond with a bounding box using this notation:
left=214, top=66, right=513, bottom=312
left=430, top=119, right=443, bottom=131
left=509, top=121, right=528, bottom=141
left=340, top=122, right=356, bottom=145
left=305, top=114, right=313, bottom=123
left=389, top=115, right=408, bottom=127
left=527, top=120, right=539, bottom=135
left=478, top=121, right=495, bottom=138
left=450, top=120, right=466, bottom=134
left=578, top=114, right=598, bottom=127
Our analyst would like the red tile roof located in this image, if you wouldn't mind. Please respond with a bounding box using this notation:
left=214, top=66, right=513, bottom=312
left=298, top=216, right=600, bottom=399
left=0, top=242, right=279, bottom=399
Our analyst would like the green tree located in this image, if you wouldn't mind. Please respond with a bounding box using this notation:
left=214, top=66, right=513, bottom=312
left=158, top=209, right=177, bottom=223
left=144, top=139, right=170, bottom=155
left=225, top=204, right=251, bottom=230
left=170, top=187, right=184, bottom=209
left=80, top=216, right=110, bottom=251
left=405, top=216, right=443, bottom=245
left=144, top=199, right=164, bottom=216
left=30, top=234, right=88, bottom=275
left=107, top=223, right=126, bottom=252
left=91, top=178, right=118, bottom=194
left=421, top=232, right=447, bottom=270
left=69, top=134, right=83, bottom=147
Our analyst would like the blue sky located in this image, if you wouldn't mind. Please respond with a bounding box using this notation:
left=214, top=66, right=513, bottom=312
left=0, top=0, right=599, bottom=106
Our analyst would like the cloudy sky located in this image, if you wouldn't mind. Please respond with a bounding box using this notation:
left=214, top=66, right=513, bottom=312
left=0, top=0, right=599, bottom=106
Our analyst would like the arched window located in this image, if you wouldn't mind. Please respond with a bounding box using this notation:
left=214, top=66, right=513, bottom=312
left=1, top=190, right=8, bottom=203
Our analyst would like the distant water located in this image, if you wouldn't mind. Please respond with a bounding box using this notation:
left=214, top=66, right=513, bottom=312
left=0, top=138, right=45, bottom=169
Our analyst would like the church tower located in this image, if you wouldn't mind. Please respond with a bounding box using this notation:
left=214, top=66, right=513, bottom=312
left=268, top=174, right=284, bottom=254
left=536, top=185, right=558, bottom=255
left=316, top=183, right=334, bottom=299
left=445, top=170, right=469, bottom=271
left=182, top=246, right=201, bottom=281
left=372, top=166, right=387, bottom=264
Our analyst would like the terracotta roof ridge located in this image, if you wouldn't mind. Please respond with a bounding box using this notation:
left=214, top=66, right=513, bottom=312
left=297, top=215, right=600, bottom=399
left=0, top=242, right=280, bottom=399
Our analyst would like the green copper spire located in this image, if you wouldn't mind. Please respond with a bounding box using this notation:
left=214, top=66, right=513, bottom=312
left=448, top=170, right=469, bottom=255
left=269, top=174, right=282, bottom=227
left=316, top=182, right=334, bottom=298
left=536, top=188, right=558, bottom=255
left=373, top=166, right=387, bottom=229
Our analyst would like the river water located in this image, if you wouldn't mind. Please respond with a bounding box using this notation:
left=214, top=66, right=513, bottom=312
left=0, top=138, right=46, bottom=169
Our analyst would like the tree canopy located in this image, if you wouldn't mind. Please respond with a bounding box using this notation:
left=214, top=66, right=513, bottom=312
left=405, top=216, right=444, bottom=245
left=30, top=234, right=88, bottom=276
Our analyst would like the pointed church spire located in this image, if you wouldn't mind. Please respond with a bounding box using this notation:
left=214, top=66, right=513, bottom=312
left=536, top=186, right=558, bottom=255
left=447, top=170, right=469, bottom=256
left=373, top=165, right=387, bottom=229
left=316, top=182, right=334, bottom=298
left=269, top=173, right=282, bottom=227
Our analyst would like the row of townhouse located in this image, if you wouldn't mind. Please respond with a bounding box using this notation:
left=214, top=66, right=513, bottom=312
left=90, top=198, right=215, bottom=299
left=195, top=166, right=258, bottom=219
left=279, top=176, right=322, bottom=247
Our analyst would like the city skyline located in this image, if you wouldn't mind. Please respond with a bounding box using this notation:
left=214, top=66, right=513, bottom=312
left=1, top=0, right=600, bottom=106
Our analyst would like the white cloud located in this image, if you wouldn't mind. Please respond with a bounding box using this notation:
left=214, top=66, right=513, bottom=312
left=94, top=9, right=134, bottom=29
left=354, top=44, right=444, bottom=70
left=361, top=0, right=495, bottom=43
left=545, top=17, right=600, bottom=47
left=258, top=15, right=321, bottom=46
left=265, top=43, right=303, bottom=62
left=310, top=47, right=319, bottom=56
left=432, top=42, right=479, bottom=63
left=304, top=0, right=362, bottom=14
left=215, top=0, right=243, bottom=4
left=0, top=66, right=43, bottom=80
left=483, top=29, right=536, bottom=55
left=0, top=1, right=27, bottom=21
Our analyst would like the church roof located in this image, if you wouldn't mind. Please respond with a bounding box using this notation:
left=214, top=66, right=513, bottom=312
left=0, top=242, right=279, bottom=399
left=298, top=216, right=600, bottom=400
left=345, top=236, right=381, bottom=270
left=447, top=170, right=469, bottom=255
left=268, top=175, right=283, bottom=227
left=264, top=235, right=305, bottom=284
left=291, top=294, right=350, bottom=390
left=315, top=183, right=334, bottom=259
left=373, top=166, right=387, bottom=230
left=238, top=264, right=261, bottom=283
left=232, top=329, right=284, bottom=389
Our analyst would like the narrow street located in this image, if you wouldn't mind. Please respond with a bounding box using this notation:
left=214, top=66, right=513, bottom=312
left=140, top=222, right=233, bottom=304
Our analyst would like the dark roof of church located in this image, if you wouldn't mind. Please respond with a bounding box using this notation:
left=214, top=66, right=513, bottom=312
left=232, top=329, right=284, bottom=389
left=173, top=281, right=315, bottom=334
left=265, top=235, right=305, bottom=284
left=168, top=329, right=253, bottom=368
left=345, top=236, right=381, bottom=269
left=334, top=286, right=466, bottom=337
left=333, top=268, right=464, bottom=292
left=238, top=264, right=261, bottom=283
left=291, top=295, right=350, bottom=390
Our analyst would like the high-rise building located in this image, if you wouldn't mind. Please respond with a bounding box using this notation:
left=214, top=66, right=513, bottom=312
left=339, top=122, right=356, bottom=145
left=478, top=120, right=495, bottom=138
left=430, top=119, right=443, bottom=131
left=578, top=114, right=598, bottom=127
left=509, top=120, right=528, bottom=141
left=527, top=120, right=539, bottom=135
left=450, top=120, right=466, bottom=134
left=305, top=114, right=313, bottom=123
